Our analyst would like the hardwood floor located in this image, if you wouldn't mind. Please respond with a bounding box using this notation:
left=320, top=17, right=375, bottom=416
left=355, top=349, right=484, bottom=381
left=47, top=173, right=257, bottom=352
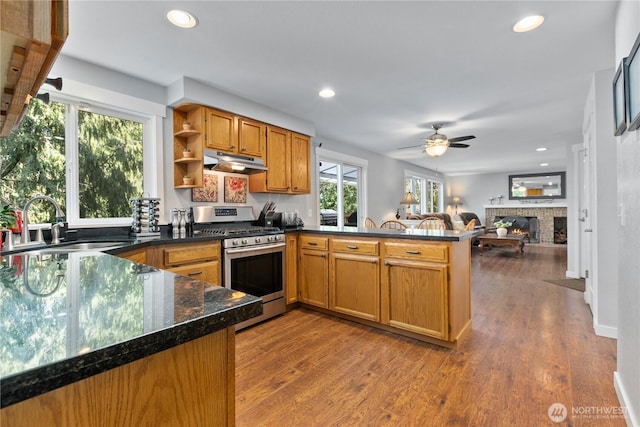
left=235, top=245, right=622, bottom=426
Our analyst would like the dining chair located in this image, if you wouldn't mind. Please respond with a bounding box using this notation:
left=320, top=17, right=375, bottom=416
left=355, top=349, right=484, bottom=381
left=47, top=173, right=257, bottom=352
left=364, top=217, right=377, bottom=228
left=379, top=219, right=408, bottom=229
left=417, top=216, right=446, bottom=230
left=464, top=218, right=476, bottom=231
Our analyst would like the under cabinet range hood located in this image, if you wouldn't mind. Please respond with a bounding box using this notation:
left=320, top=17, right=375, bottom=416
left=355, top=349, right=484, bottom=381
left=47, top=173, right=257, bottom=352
left=203, top=150, right=268, bottom=175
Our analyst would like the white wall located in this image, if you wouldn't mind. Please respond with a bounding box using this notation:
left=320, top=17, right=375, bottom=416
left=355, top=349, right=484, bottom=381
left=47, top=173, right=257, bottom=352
left=447, top=172, right=567, bottom=226
left=586, top=68, right=619, bottom=338
left=613, top=1, right=640, bottom=425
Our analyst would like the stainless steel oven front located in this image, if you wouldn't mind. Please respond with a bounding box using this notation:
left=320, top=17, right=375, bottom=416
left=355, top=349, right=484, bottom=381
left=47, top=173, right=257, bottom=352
left=223, top=234, right=286, bottom=329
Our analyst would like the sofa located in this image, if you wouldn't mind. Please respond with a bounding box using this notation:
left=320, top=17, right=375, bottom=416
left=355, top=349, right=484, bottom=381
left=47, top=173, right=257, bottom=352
left=457, top=212, right=483, bottom=229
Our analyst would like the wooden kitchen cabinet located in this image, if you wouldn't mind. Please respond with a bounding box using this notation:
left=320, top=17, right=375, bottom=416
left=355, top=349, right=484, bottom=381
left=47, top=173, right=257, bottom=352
left=204, top=108, right=236, bottom=153
left=298, top=235, right=328, bottom=308
left=249, top=127, right=311, bottom=194
left=329, top=238, right=380, bottom=322
left=285, top=233, right=299, bottom=304
left=237, top=117, right=266, bottom=158
left=148, top=241, right=221, bottom=286
left=204, top=108, right=265, bottom=158
left=173, top=105, right=205, bottom=188
left=115, top=246, right=147, bottom=264
left=1, top=0, right=68, bottom=137
left=381, top=243, right=449, bottom=340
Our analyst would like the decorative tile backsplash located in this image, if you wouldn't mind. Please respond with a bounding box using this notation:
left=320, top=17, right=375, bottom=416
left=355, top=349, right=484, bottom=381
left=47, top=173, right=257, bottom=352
left=486, top=206, right=567, bottom=244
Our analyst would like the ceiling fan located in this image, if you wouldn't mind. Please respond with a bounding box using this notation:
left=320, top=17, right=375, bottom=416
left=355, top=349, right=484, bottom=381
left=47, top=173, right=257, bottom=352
left=399, top=124, right=476, bottom=157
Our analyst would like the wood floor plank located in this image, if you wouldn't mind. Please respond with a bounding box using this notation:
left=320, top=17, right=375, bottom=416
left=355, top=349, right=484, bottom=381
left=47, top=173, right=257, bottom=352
left=235, top=245, right=624, bottom=426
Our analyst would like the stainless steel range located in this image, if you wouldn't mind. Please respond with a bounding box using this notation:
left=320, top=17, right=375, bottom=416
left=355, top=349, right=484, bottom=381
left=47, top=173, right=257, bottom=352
left=192, top=206, right=285, bottom=330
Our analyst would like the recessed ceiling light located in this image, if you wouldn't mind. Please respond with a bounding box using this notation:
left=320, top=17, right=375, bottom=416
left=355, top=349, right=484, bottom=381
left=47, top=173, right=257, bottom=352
left=536, top=147, right=547, bottom=152
left=319, top=88, right=335, bottom=98
left=513, top=15, right=544, bottom=33
left=540, top=163, right=549, bottom=166
left=167, top=10, right=198, bottom=28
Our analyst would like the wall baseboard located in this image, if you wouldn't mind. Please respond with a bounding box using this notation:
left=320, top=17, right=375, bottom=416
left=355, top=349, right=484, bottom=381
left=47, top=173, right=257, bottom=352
left=614, top=371, right=639, bottom=427
left=594, top=322, right=618, bottom=339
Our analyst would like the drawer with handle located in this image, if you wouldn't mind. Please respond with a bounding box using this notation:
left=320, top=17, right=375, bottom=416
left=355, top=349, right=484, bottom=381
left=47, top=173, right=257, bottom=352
left=383, top=242, right=449, bottom=263
left=167, top=260, right=220, bottom=285
left=331, top=238, right=379, bottom=255
left=299, top=235, right=328, bottom=250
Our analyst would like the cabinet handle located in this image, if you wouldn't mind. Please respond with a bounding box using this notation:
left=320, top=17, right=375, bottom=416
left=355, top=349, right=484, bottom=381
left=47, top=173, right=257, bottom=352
left=188, top=271, right=203, bottom=276
left=321, top=254, right=326, bottom=258
left=371, top=260, right=377, bottom=264
left=346, top=245, right=358, bottom=249
left=230, top=145, right=236, bottom=149
left=241, top=147, right=246, bottom=151
left=384, top=261, right=389, bottom=265
left=406, top=250, right=420, bottom=255
left=307, top=242, right=318, bottom=246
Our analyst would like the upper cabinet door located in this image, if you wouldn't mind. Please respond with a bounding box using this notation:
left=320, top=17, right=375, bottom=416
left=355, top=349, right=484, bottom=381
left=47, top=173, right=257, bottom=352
left=290, top=132, right=310, bottom=193
left=238, top=117, right=265, bottom=158
left=205, top=108, right=237, bottom=152
left=265, top=126, right=290, bottom=192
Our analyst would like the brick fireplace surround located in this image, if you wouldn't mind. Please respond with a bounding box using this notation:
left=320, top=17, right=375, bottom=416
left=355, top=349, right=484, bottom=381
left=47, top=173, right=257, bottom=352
left=485, top=205, right=567, bottom=244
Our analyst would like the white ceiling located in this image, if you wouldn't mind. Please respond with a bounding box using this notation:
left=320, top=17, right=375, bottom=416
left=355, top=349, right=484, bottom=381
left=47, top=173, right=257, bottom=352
left=60, top=1, right=617, bottom=176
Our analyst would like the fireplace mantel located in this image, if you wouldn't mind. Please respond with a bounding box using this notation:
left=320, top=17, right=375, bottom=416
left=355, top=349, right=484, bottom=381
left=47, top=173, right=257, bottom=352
left=483, top=203, right=567, bottom=209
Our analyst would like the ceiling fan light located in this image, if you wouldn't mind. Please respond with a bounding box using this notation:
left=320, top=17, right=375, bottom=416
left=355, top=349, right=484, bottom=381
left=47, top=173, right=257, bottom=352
left=428, top=133, right=448, bottom=144
left=425, top=143, right=448, bottom=157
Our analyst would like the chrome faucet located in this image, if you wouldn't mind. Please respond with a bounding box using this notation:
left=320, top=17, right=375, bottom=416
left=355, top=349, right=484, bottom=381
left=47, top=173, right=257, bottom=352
left=20, top=195, right=65, bottom=245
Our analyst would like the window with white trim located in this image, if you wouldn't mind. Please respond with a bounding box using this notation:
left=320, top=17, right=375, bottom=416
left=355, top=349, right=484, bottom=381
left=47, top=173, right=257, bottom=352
left=317, top=148, right=367, bottom=227
left=0, top=95, right=158, bottom=227
left=404, top=172, right=442, bottom=215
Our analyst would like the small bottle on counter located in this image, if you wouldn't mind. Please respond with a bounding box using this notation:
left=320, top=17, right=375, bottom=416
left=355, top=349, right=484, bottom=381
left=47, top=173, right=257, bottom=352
left=171, top=208, right=179, bottom=238
left=186, top=207, right=194, bottom=237
left=179, top=208, right=186, bottom=238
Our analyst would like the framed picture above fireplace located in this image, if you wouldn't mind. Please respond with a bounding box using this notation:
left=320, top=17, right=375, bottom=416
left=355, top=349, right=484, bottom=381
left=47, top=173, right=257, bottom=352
left=509, top=171, right=566, bottom=200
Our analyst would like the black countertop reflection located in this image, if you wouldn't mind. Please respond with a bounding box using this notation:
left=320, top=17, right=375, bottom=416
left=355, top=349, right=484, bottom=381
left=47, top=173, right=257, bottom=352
left=0, top=250, right=261, bottom=408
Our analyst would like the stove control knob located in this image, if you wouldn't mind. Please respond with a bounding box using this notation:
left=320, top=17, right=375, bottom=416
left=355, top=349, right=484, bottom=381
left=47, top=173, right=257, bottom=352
left=255, top=237, right=262, bottom=243
left=241, top=239, right=248, bottom=245
left=275, top=234, right=283, bottom=241
left=232, top=239, right=239, bottom=246
left=268, top=235, right=275, bottom=242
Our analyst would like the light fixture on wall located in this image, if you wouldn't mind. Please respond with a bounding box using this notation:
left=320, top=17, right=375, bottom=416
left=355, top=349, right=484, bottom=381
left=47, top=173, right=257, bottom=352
left=399, top=191, right=419, bottom=219
left=452, top=196, right=463, bottom=214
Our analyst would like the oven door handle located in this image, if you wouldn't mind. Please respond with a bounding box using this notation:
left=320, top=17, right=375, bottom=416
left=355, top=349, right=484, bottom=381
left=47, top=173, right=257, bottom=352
left=224, top=242, right=286, bottom=254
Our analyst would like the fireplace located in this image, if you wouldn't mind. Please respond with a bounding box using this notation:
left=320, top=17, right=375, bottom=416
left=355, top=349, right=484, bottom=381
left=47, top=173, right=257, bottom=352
left=486, top=205, right=567, bottom=244
left=494, top=216, right=539, bottom=243
left=554, top=217, right=567, bottom=244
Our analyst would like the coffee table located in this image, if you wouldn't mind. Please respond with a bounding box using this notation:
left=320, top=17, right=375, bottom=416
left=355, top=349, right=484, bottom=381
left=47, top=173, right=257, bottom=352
left=477, top=234, right=525, bottom=257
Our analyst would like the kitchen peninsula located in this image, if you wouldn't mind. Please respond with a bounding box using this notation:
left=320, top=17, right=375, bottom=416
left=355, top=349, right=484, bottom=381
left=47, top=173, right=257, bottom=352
left=289, top=226, right=474, bottom=349
left=0, top=248, right=261, bottom=427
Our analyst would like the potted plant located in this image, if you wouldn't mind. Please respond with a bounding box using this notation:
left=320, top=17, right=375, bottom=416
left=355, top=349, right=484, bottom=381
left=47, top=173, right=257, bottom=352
left=1, top=204, right=17, bottom=230
left=182, top=120, right=192, bottom=131
left=183, top=175, right=194, bottom=185
left=1, top=204, right=17, bottom=248
left=182, top=147, right=194, bottom=158
left=493, top=219, right=512, bottom=237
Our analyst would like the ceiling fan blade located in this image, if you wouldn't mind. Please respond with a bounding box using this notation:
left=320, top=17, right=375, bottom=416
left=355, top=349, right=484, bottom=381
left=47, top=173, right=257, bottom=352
left=397, top=143, right=426, bottom=150
left=449, top=143, right=470, bottom=148
left=448, top=135, right=476, bottom=143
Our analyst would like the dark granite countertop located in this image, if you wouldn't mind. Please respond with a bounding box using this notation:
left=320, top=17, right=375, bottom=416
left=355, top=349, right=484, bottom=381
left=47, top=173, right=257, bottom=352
left=292, top=225, right=477, bottom=241
left=0, top=248, right=261, bottom=408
